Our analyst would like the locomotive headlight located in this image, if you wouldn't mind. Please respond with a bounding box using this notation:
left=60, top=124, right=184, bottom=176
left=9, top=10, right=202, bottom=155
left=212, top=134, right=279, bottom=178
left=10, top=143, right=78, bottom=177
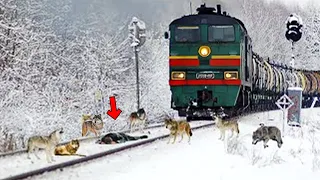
left=171, top=71, right=186, bottom=80
left=224, top=71, right=238, bottom=80
left=198, top=46, right=211, bottom=57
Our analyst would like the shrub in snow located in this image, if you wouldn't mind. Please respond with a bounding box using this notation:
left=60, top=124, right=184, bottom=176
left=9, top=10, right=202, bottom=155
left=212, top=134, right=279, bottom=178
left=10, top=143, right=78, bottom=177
left=225, top=134, right=249, bottom=157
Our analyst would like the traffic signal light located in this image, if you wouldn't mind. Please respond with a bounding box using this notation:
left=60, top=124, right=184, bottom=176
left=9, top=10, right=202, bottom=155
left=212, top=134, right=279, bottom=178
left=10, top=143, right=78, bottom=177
left=285, top=14, right=303, bottom=42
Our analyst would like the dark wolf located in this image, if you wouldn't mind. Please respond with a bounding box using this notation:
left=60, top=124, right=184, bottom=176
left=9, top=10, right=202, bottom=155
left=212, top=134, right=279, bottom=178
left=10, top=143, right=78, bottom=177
left=252, top=123, right=283, bottom=148
left=129, top=108, right=147, bottom=133
left=81, top=114, right=104, bottom=137
left=95, top=132, right=148, bottom=144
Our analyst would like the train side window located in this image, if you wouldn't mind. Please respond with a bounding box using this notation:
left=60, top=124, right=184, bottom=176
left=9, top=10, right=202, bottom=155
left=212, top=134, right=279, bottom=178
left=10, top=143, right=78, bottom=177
left=174, top=26, right=200, bottom=43
left=244, top=36, right=249, bottom=81
left=208, top=25, right=235, bottom=42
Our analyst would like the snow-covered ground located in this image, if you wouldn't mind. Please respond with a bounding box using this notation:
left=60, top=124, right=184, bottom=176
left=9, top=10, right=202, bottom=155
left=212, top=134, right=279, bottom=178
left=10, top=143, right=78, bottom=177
left=32, top=108, right=320, bottom=180
left=0, top=121, right=212, bottom=179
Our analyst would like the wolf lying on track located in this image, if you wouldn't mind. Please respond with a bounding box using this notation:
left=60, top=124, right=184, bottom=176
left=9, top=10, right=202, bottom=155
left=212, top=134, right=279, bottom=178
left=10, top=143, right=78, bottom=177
left=81, top=114, right=104, bottom=137
left=27, top=128, right=64, bottom=163
left=95, top=132, right=148, bottom=144
left=164, top=118, right=192, bottom=144
left=252, top=123, right=283, bottom=148
left=54, top=139, right=86, bottom=157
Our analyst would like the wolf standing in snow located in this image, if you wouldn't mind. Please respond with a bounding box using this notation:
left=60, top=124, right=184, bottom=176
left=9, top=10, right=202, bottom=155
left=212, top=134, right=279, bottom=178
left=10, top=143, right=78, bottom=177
left=27, top=128, right=64, bottom=163
left=252, top=123, right=283, bottom=148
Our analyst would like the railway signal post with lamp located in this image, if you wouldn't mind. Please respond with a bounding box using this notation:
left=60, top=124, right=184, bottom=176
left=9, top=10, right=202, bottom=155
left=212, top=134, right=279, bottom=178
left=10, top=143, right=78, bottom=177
left=128, top=17, right=146, bottom=111
left=284, top=14, right=303, bottom=127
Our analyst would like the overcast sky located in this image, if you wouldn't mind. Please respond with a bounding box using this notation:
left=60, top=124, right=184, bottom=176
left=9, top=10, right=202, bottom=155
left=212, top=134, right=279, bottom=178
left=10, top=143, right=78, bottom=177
left=266, top=0, right=320, bottom=8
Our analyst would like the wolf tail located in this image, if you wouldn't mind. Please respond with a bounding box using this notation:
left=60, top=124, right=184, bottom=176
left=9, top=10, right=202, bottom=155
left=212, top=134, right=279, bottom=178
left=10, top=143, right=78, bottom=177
left=236, top=124, right=240, bottom=134
left=189, top=128, right=193, bottom=136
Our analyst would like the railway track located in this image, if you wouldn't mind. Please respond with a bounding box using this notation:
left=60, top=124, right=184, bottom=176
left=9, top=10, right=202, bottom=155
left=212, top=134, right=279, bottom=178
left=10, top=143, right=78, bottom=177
left=1, top=121, right=214, bottom=180
left=0, top=123, right=164, bottom=157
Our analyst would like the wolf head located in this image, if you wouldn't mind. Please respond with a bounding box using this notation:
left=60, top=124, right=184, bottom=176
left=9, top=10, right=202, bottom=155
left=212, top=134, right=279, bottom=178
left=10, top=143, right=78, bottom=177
left=252, top=129, right=262, bottom=145
left=93, top=114, right=103, bottom=124
left=93, top=114, right=102, bottom=121
left=137, top=108, right=146, bottom=119
left=70, top=139, right=80, bottom=148
left=164, top=118, right=173, bottom=129
left=137, top=108, right=145, bottom=114
left=51, top=128, right=64, bottom=136
left=50, top=128, right=64, bottom=142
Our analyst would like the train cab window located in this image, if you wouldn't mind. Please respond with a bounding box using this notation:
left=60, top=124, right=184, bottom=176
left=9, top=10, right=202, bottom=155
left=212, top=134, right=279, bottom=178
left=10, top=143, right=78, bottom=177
left=174, top=26, right=200, bottom=43
left=208, top=25, right=235, bottom=42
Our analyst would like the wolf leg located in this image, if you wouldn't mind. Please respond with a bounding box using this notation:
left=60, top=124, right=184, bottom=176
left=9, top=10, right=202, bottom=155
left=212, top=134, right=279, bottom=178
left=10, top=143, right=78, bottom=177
left=27, top=146, right=33, bottom=159
left=167, top=135, right=172, bottom=144
left=263, top=139, right=269, bottom=148
left=172, top=134, right=177, bottom=144
left=130, top=122, right=133, bottom=133
left=45, top=148, right=52, bottom=163
left=276, top=136, right=283, bottom=148
left=139, top=122, right=144, bottom=133
left=220, top=129, right=225, bottom=140
left=230, top=130, right=234, bottom=139
left=221, top=130, right=226, bottom=141
left=51, top=146, right=56, bottom=162
left=34, top=148, right=41, bottom=160
left=82, top=123, right=87, bottom=137
left=93, top=129, right=98, bottom=137
left=131, top=122, right=136, bottom=133
left=179, top=134, right=184, bottom=143
left=219, top=129, right=223, bottom=140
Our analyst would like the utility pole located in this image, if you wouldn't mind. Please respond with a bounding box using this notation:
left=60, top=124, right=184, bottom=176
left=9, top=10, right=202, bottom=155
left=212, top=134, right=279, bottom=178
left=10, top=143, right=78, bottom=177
left=128, top=17, right=146, bottom=111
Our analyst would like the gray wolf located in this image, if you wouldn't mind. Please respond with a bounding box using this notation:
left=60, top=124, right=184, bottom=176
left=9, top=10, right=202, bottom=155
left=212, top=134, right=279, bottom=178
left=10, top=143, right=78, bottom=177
left=164, top=118, right=192, bottom=144
left=95, top=132, right=148, bottom=144
left=27, top=128, right=64, bottom=163
left=213, top=114, right=239, bottom=140
left=81, top=114, right=104, bottom=137
left=54, top=139, right=86, bottom=157
left=252, top=123, right=283, bottom=148
left=129, top=108, right=147, bottom=133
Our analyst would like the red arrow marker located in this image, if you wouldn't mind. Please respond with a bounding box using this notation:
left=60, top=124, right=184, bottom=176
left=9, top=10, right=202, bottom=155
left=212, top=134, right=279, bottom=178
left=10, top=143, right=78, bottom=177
left=106, top=96, right=122, bottom=120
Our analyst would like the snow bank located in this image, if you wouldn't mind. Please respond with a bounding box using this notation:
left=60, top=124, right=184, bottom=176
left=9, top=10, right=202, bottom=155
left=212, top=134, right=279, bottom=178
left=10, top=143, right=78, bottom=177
left=32, top=108, right=320, bottom=180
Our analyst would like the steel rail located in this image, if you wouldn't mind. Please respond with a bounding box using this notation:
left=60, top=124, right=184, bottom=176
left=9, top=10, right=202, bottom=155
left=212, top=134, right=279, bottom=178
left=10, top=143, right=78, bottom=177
left=2, top=122, right=214, bottom=180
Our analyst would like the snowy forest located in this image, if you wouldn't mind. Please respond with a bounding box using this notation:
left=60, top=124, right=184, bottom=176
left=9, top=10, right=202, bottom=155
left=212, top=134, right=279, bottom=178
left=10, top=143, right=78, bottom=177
left=0, top=0, right=319, bottom=152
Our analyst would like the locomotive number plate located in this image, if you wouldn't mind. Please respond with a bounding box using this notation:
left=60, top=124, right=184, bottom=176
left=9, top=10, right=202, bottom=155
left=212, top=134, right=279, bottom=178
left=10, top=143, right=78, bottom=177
left=196, top=72, right=215, bottom=79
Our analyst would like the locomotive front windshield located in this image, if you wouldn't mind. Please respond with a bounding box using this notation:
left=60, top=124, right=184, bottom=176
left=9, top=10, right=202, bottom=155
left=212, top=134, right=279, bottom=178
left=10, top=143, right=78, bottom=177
left=208, top=25, right=235, bottom=42
left=174, top=26, right=200, bottom=43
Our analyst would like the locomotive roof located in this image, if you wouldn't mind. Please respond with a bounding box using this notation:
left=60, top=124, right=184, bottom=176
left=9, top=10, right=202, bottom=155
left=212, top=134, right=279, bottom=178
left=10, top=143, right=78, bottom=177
left=170, top=14, right=247, bottom=33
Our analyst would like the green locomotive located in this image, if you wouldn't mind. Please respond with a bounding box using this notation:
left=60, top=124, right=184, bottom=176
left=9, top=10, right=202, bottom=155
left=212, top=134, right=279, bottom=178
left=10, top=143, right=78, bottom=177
left=164, top=4, right=253, bottom=119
